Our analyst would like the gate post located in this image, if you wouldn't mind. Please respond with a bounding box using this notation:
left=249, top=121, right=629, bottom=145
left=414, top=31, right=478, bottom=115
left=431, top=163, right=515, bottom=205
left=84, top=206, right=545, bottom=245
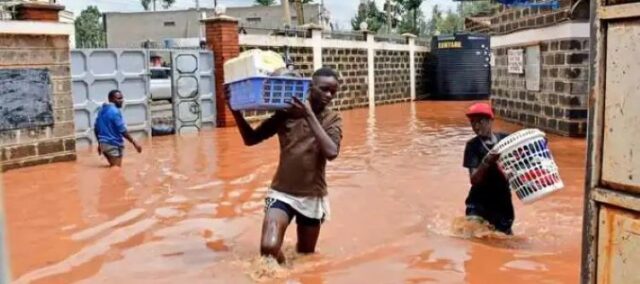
left=202, top=15, right=239, bottom=127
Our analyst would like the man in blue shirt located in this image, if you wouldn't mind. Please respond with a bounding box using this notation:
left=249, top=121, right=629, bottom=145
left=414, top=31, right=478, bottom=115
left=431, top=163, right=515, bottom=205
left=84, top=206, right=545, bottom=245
left=94, top=90, right=142, bottom=167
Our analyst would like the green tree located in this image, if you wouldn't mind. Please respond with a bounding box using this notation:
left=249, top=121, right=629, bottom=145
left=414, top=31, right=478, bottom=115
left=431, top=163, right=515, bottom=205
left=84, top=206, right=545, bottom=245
left=351, top=0, right=386, bottom=32
left=459, top=1, right=499, bottom=18
left=74, top=6, right=105, bottom=48
left=254, top=0, right=276, bottom=5
left=425, top=5, right=442, bottom=37
left=422, top=2, right=495, bottom=38
left=397, top=7, right=427, bottom=36
left=394, top=0, right=423, bottom=35
left=437, top=9, right=464, bottom=35
left=141, top=0, right=176, bottom=11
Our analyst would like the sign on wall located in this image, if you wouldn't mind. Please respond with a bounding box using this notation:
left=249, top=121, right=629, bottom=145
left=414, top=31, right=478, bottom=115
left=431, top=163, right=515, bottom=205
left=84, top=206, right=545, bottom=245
left=508, top=49, right=524, bottom=74
left=0, top=69, right=54, bottom=131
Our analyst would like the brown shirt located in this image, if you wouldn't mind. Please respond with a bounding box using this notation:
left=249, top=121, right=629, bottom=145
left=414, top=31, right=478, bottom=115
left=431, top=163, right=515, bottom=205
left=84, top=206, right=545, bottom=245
left=252, top=108, right=342, bottom=197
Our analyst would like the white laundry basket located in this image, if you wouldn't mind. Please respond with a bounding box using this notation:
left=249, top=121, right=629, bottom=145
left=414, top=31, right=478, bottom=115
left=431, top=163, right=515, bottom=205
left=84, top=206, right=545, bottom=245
left=493, top=129, right=564, bottom=204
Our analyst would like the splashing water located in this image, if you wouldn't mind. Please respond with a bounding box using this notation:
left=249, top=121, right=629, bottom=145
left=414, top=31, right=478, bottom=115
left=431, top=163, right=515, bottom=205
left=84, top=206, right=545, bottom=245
left=244, top=256, right=290, bottom=282
left=450, top=216, right=512, bottom=239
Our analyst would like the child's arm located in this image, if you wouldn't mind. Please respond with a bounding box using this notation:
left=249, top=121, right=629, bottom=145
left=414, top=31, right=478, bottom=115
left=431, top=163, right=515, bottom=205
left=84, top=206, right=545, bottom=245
left=290, top=97, right=340, bottom=160
left=230, top=110, right=284, bottom=146
left=469, top=152, right=499, bottom=185
left=304, top=112, right=340, bottom=160
left=226, top=87, right=284, bottom=146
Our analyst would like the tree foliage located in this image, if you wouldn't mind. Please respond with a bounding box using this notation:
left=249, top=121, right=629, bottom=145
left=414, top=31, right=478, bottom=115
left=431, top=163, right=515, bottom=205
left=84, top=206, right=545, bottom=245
left=423, top=1, right=497, bottom=37
left=141, top=0, right=176, bottom=11
left=350, top=0, right=495, bottom=36
left=394, top=0, right=425, bottom=35
left=75, top=6, right=105, bottom=48
left=351, top=1, right=386, bottom=32
left=397, top=7, right=428, bottom=36
left=254, top=0, right=277, bottom=6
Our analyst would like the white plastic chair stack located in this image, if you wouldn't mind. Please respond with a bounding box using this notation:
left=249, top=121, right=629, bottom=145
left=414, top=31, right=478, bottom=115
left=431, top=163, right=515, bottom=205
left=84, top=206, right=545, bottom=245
left=493, top=129, right=564, bottom=204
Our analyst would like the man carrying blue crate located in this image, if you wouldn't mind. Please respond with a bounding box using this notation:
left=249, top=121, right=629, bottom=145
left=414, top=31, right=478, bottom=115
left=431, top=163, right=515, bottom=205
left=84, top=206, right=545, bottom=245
left=228, top=67, right=342, bottom=264
left=463, top=103, right=514, bottom=235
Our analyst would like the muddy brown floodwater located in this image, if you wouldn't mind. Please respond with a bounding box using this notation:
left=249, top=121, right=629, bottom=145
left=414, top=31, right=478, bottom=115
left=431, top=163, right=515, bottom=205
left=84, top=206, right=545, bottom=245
left=2, top=102, right=586, bottom=284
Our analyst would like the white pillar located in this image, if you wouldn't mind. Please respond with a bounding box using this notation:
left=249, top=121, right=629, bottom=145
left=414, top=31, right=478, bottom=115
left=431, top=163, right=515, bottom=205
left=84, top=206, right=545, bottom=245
left=404, top=33, right=417, bottom=101
left=310, top=27, right=323, bottom=71
left=366, top=32, right=375, bottom=108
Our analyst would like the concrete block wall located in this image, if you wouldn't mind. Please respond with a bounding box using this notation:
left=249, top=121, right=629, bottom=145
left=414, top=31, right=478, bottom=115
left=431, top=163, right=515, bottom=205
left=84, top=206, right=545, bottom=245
left=322, top=48, right=369, bottom=110
left=489, top=0, right=576, bottom=36
left=238, top=28, right=430, bottom=117
left=414, top=51, right=429, bottom=99
left=374, top=50, right=411, bottom=104
left=491, top=38, right=589, bottom=136
left=0, top=33, right=76, bottom=171
left=486, top=0, right=590, bottom=136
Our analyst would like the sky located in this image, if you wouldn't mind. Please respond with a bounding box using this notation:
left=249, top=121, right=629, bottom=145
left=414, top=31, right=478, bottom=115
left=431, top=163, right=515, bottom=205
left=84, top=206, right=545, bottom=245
left=58, top=0, right=459, bottom=30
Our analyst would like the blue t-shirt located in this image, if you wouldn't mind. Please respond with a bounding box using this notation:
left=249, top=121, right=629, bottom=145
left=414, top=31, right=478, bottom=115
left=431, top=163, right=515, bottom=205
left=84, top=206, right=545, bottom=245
left=94, top=103, right=127, bottom=147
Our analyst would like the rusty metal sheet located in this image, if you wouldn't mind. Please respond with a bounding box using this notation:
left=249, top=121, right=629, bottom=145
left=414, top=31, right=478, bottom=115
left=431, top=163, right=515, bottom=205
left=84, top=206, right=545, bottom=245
left=602, top=19, right=640, bottom=194
left=593, top=187, right=640, bottom=212
left=599, top=3, right=640, bottom=20
left=597, top=205, right=640, bottom=284
left=606, top=0, right=640, bottom=6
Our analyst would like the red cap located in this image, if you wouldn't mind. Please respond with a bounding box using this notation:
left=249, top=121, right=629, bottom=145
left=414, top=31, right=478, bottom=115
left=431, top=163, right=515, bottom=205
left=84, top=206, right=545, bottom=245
left=466, top=103, right=494, bottom=119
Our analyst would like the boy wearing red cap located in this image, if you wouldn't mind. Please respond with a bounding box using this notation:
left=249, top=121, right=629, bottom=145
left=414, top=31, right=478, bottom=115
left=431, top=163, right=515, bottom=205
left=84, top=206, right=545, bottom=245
left=463, top=103, right=514, bottom=235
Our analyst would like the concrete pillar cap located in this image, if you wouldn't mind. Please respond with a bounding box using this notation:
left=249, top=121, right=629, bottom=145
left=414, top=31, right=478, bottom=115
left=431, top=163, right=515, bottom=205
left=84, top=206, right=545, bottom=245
left=201, top=15, right=238, bottom=23
left=300, top=23, right=323, bottom=30
left=9, top=2, right=65, bottom=11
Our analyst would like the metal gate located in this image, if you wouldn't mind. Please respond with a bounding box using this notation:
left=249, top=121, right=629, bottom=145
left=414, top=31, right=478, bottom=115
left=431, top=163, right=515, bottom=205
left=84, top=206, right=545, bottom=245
left=71, top=49, right=216, bottom=145
left=70, top=49, right=151, bottom=148
left=172, top=50, right=201, bottom=134
left=198, top=51, right=216, bottom=130
left=170, top=50, right=216, bottom=133
left=582, top=1, right=640, bottom=283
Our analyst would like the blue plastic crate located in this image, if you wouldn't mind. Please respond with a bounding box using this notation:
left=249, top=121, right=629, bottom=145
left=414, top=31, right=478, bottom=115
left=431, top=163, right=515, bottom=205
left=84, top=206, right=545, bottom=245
left=226, top=76, right=312, bottom=111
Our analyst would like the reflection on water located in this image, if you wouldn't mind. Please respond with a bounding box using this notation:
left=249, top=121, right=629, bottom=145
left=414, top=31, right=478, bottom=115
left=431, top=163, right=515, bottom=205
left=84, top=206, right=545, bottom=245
left=2, top=102, right=586, bottom=283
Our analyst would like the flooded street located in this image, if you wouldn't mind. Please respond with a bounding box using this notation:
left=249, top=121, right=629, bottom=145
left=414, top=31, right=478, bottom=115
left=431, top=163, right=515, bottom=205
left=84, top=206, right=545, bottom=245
left=2, top=102, right=586, bottom=284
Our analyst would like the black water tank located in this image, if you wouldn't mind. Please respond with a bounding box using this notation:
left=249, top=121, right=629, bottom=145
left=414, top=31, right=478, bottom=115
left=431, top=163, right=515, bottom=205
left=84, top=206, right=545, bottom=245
left=428, top=33, right=491, bottom=100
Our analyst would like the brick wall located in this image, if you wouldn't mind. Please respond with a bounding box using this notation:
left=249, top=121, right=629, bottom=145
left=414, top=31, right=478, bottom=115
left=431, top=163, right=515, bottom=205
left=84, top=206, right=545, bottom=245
left=465, top=17, right=491, bottom=34
left=239, top=45, right=371, bottom=113
left=374, top=50, right=411, bottom=104
left=491, top=38, right=589, bottom=137
left=489, top=0, right=589, bottom=35
left=415, top=51, right=429, bottom=99
left=0, top=34, right=76, bottom=171
left=490, top=0, right=572, bottom=35
left=322, top=48, right=369, bottom=110
left=205, top=17, right=239, bottom=127
left=13, top=3, right=64, bottom=22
